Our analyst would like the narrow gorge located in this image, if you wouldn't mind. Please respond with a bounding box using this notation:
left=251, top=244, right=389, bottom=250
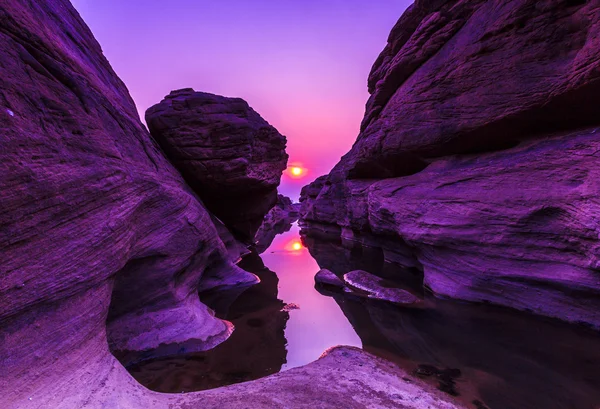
left=1, top=0, right=599, bottom=409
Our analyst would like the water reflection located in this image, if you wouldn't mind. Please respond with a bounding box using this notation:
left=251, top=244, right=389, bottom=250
left=253, top=196, right=299, bottom=254
left=128, top=220, right=600, bottom=409
left=128, top=252, right=289, bottom=392
left=260, top=223, right=361, bottom=369
left=303, top=232, right=600, bottom=409
left=127, top=223, right=361, bottom=391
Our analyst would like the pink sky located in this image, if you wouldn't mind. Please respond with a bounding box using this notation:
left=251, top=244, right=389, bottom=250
left=72, top=0, right=411, bottom=199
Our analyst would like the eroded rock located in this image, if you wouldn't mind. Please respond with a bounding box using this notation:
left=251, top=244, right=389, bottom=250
left=300, top=0, right=600, bottom=328
left=0, top=0, right=252, bottom=405
left=344, top=270, right=420, bottom=305
left=146, top=89, right=288, bottom=242
left=314, top=268, right=345, bottom=289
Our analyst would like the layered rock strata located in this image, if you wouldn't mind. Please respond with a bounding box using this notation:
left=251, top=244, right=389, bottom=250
left=300, top=0, right=600, bottom=328
left=146, top=89, right=288, bottom=242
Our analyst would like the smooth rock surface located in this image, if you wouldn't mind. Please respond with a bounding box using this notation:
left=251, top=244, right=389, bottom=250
left=0, top=0, right=251, bottom=405
left=300, top=0, right=600, bottom=328
left=315, top=268, right=346, bottom=289
left=344, top=270, right=420, bottom=305
left=44, top=346, right=466, bottom=409
left=146, top=89, right=288, bottom=242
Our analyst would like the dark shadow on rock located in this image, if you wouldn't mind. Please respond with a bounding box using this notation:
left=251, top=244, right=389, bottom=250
left=254, top=194, right=300, bottom=254
left=127, top=252, right=289, bottom=392
left=304, top=232, right=600, bottom=409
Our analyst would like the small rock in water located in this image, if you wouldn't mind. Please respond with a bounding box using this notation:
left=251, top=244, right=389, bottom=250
left=343, top=270, right=419, bottom=305
left=281, top=303, right=300, bottom=312
left=315, top=269, right=345, bottom=288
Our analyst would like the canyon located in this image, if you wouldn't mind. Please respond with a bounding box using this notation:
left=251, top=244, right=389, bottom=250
left=0, top=0, right=463, bottom=408
left=1, top=0, right=599, bottom=408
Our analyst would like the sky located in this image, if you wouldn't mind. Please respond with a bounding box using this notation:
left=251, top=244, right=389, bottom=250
left=72, top=0, right=411, bottom=200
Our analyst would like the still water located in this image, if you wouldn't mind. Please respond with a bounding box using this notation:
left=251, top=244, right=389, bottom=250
left=128, top=223, right=600, bottom=409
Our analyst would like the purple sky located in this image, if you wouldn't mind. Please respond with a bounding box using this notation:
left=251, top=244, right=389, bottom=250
left=72, top=0, right=411, bottom=199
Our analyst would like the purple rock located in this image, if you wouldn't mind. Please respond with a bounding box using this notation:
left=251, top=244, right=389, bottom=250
left=343, top=271, right=419, bottom=305
left=0, top=0, right=255, bottom=404
left=315, top=269, right=345, bottom=289
left=301, top=0, right=600, bottom=328
left=146, top=89, right=288, bottom=242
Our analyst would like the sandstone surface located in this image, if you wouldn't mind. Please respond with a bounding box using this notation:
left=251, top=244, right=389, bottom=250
left=301, top=0, right=600, bottom=328
left=146, top=89, right=288, bottom=242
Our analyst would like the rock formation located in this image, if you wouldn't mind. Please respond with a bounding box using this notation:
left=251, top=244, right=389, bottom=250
left=130, top=252, right=290, bottom=393
left=146, top=89, right=288, bottom=242
left=254, top=194, right=300, bottom=253
left=0, top=1, right=467, bottom=408
left=0, top=0, right=261, bottom=401
left=343, top=270, right=420, bottom=305
left=300, top=0, right=600, bottom=328
left=305, top=235, right=600, bottom=409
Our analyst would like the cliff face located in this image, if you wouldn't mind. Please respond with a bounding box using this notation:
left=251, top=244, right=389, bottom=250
left=0, top=0, right=258, bottom=404
left=301, top=0, right=600, bottom=328
left=146, top=90, right=288, bottom=242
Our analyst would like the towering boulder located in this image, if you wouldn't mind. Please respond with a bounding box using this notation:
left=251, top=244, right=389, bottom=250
left=146, top=89, right=288, bottom=242
left=301, top=0, right=600, bottom=328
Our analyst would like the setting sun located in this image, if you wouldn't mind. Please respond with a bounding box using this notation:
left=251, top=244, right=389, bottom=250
left=287, top=164, right=307, bottom=179
left=285, top=239, right=304, bottom=252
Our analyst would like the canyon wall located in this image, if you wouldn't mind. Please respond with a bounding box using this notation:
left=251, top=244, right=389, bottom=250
left=301, top=0, right=600, bottom=328
left=0, top=0, right=258, bottom=404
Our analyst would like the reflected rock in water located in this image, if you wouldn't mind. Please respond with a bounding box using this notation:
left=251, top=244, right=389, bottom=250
left=128, top=252, right=289, bottom=392
left=254, top=195, right=300, bottom=253
left=303, top=232, right=600, bottom=409
left=302, top=228, right=425, bottom=296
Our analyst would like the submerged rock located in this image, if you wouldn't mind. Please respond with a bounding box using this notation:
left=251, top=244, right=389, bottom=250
left=344, top=270, right=420, bottom=305
left=314, top=269, right=345, bottom=289
left=300, top=0, right=600, bottom=328
left=146, top=89, right=288, bottom=242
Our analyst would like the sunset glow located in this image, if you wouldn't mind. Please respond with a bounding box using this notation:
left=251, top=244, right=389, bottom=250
left=285, top=238, right=304, bottom=252
left=71, top=0, right=411, bottom=200
left=285, top=164, right=308, bottom=180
